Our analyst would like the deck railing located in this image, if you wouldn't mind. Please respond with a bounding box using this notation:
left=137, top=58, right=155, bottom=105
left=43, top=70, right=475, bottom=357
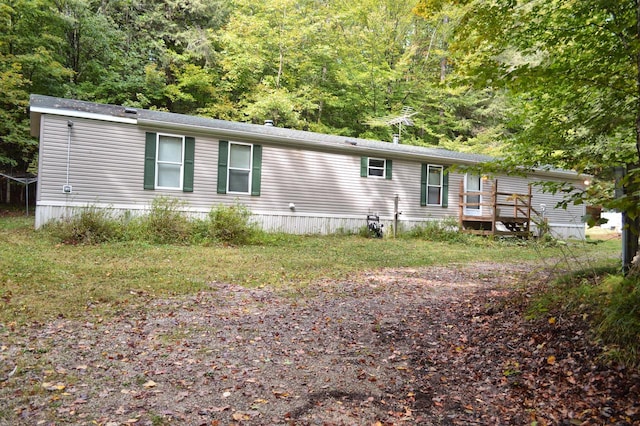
left=458, top=179, right=536, bottom=236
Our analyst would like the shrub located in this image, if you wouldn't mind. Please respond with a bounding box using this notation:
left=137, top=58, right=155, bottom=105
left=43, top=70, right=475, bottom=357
left=597, top=276, right=640, bottom=366
left=45, top=207, right=121, bottom=245
left=140, top=197, right=191, bottom=244
left=207, top=203, right=257, bottom=245
left=402, top=218, right=466, bottom=242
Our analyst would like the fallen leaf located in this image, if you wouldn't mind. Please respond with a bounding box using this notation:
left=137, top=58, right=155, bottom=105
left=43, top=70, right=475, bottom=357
left=232, top=412, right=250, bottom=421
left=547, top=355, right=556, bottom=365
left=42, top=382, right=65, bottom=391
left=142, top=380, right=157, bottom=388
left=548, top=317, right=556, bottom=325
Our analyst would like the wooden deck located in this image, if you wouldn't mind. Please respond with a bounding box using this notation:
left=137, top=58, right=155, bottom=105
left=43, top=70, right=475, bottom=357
left=459, top=179, right=537, bottom=238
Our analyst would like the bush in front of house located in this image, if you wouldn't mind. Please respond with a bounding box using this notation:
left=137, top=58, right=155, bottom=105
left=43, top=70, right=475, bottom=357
left=402, top=217, right=467, bottom=242
left=138, top=196, right=192, bottom=244
left=206, top=203, right=258, bottom=245
left=45, top=198, right=264, bottom=246
left=44, top=207, right=123, bottom=244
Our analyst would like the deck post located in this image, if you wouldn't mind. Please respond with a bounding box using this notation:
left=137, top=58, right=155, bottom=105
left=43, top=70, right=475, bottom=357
left=527, top=184, right=532, bottom=234
left=459, top=179, right=464, bottom=230
left=491, top=179, right=498, bottom=235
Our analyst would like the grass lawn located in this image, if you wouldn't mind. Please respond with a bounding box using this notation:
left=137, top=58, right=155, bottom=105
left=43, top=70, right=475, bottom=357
left=0, top=216, right=621, bottom=324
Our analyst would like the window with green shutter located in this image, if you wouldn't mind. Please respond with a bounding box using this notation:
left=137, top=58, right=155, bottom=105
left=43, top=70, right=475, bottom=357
left=361, top=156, right=392, bottom=179
left=421, top=164, right=448, bottom=207
left=217, top=140, right=262, bottom=196
left=144, top=132, right=194, bottom=192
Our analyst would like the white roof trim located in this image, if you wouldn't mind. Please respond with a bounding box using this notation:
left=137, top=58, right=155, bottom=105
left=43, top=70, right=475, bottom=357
left=30, top=106, right=137, bottom=125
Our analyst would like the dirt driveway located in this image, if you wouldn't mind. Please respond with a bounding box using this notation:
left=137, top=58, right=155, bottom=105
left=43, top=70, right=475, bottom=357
left=2, top=263, right=639, bottom=425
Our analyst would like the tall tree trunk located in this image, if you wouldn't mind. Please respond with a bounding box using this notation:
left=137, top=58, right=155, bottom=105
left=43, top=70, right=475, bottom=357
left=439, top=16, right=449, bottom=84
left=624, top=0, right=640, bottom=273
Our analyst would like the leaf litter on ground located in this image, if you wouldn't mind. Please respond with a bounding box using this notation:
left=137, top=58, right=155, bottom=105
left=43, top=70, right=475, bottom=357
left=1, top=262, right=639, bottom=425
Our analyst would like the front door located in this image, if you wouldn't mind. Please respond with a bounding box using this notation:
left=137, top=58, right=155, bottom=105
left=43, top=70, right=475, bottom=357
left=464, top=174, right=482, bottom=216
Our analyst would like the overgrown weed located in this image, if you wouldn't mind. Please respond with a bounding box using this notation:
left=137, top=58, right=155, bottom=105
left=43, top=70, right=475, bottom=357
left=206, top=203, right=258, bottom=245
left=140, top=196, right=191, bottom=244
left=44, top=207, right=122, bottom=244
left=400, top=217, right=468, bottom=243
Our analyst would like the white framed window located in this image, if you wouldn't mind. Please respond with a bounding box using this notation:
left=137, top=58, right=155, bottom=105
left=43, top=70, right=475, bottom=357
left=368, top=158, right=386, bottom=177
left=156, top=134, right=185, bottom=189
left=361, top=156, right=392, bottom=180
left=427, top=164, right=443, bottom=205
left=228, top=142, right=253, bottom=194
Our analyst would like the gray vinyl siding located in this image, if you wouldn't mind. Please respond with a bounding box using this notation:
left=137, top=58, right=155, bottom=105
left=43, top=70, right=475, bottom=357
left=491, top=175, right=585, bottom=226
left=39, top=115, right=147, bottom=205
left=37, top=115, right=460, bottom=218
left=36, top=113, right=583, bottom=235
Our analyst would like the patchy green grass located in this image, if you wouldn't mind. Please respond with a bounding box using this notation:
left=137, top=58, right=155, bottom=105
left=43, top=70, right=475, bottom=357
left=0, top=216, right=620, bottom=324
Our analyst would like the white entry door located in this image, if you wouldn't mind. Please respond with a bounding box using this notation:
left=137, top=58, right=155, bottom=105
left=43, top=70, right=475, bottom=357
left=464, top=174, right=482, bottom=216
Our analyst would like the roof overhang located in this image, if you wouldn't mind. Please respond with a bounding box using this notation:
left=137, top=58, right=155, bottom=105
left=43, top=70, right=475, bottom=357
left=30, top=106, right=137, bottom=137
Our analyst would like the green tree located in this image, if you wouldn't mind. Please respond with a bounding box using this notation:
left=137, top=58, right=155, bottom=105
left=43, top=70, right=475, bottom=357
left=446, top=0, right=639, bottom=270
left=0, top=0, right=71, bottom=172
left=411, top=0, right=514, bottom=152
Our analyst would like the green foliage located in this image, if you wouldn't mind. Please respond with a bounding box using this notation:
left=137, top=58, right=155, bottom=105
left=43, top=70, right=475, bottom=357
left=597, top=276, right=640, bottom=366
left=402, top=217, right=467, bottom=242
left=448, top=0, right=639, bottom=213
left=139, top=197, right=191, bottom=245
left=40, top=199, right=265, bottom=246
left=44, top=207, right=122, bottom=245
left=1, top=0, right=517, bottom=173
left=206, top=203, right=258, bottom=245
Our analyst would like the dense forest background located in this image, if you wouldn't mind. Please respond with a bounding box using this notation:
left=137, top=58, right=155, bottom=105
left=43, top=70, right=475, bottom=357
left=1, top=0, right=515, bottom=175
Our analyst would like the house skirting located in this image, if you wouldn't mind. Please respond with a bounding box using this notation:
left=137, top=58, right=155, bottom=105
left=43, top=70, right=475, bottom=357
left=35, top=202, right=584, bottom=239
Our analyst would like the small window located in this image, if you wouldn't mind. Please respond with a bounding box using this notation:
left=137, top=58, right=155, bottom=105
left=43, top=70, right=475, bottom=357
left=156, top=134, right=184, bottom=189
left=427, top=165, right=443, bottom=205
left=228, top=142, right=252, bottom=194
left=368, top=158, right=386, bottom=177
left=361, top=156, right=392, bottom=179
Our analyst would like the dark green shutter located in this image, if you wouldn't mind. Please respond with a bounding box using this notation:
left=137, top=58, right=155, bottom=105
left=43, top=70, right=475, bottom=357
left=251, top=144, right=262, bottom=196
left=420, top=164, right=427, bottom=206
left=144, top=132, right=156, bottom=190
left=442, top=167, right=449, bottom=208
left=183, top=137, right=195, bottom=192
left=385, top=159, right=392, bottom=180
left=217, top=140, right=228, bottom=194
left=361, top=157, right=368, bottom=177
